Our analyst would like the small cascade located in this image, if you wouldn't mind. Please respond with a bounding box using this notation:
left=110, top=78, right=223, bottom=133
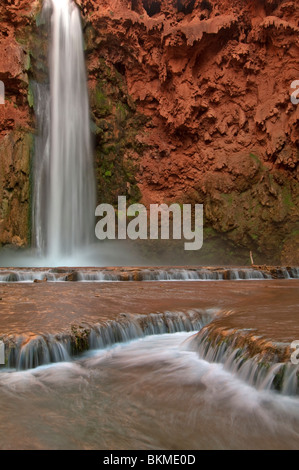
left=0, top=271, right=56, bottom=282
left=290, top=267, right=299, bottom=278
left=189, top=328, right=299, bottom=396
left=0, top=267, right=298, bottom=282
left=75, top=271, right=123, bottom=281
left=14, top=335, right=71, bottom=370
left=2, top=309, right=214, bottom=371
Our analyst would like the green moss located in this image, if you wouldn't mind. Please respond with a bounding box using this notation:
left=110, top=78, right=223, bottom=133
left=128, top=184, right=142, bottom=204
left=249, top=152, right=261, bottom=165
left=24, top=53, right=31, bottom=71
left=290, top=229, right=299, bottom=237
left=92, top=86, right=112, bottom=116
left=203, top=226, right=217, bottom=238
left=282, top=187, right=294, bottom=209
left=28, top=82, right=34, bottom=108
left=35, top=11, right=45, bottom=27
left=16, top=21, right=49, bottom=79
left=221, top=193, right=233, bottom=205
left=116, top=102, right=129, bottom=123
left=0, top=131, right=33, bottom=246
left=28, top=133, right=34, bottom=244
left=71, top=326, right=90, bottom=354
left=1, top=200, right=9, bottom=220
left=91, top=60, right=148, bottom=207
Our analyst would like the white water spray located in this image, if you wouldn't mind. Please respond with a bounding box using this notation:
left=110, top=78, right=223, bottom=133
left=33, top=0, right=95, bottom=263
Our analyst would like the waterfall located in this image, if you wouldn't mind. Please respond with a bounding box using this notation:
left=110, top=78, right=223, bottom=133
left=33, top=0, right=96, bottom=263
left=1, top=309, right=213, bottom=370
left=2, top=308, right=299, bottom=396
left=188, top=328, right=299, bottom=396
left=1, top=266, right=299, bottom=282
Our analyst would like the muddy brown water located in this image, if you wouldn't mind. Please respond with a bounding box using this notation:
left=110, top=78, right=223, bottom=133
left=0, top=279, right=299, bottom=450
left=0, top=280, right=298, bottom=341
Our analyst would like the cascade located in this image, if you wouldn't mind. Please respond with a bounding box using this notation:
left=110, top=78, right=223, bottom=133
left=33, top=0, right=96, bottom=263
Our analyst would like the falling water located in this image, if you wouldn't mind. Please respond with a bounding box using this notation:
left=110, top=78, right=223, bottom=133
left=188, top=328, right=299, bottom=396
left=2, top=309, right=213, bottom=370
left=1, top=332, right=299, bottom=449
left=33, top=0, right=95, bottom=262
left=1, top=266, right=299, bottom=282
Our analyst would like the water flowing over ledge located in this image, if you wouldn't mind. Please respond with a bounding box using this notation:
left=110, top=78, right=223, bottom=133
left=0, top=280, right=298, bottom=398
left=189, top=324, right=299, bottom=396
left=1, top=309, right=214, bottom=371
left=2, top=304, right=298, bottom=398
left=0, top=266, right=298, bottom=282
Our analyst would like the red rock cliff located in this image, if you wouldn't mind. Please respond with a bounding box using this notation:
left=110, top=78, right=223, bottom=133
left=0, top=0, right=39, bottom=247
left=82, top=0, right=299, bottom=263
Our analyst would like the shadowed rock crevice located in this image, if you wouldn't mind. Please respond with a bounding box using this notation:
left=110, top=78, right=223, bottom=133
left=142, top=0, right=161, bottom=16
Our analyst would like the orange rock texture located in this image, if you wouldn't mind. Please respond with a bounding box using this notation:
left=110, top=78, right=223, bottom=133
left=0, top=0, right=39, bottom=247
left=82, top=0, right=299, bottom=263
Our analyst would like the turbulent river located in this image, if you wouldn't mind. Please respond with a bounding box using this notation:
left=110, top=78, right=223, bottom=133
left=1, top=0, right=298, bottom=450
left=1, top=331, right=299, bottom=450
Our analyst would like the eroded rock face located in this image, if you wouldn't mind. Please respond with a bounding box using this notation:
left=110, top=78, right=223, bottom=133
left=82, top=0, right=299, bottom=263
left=0, top=0, right=298, bottom=263
left=0, top=0, right=38, bottom=247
